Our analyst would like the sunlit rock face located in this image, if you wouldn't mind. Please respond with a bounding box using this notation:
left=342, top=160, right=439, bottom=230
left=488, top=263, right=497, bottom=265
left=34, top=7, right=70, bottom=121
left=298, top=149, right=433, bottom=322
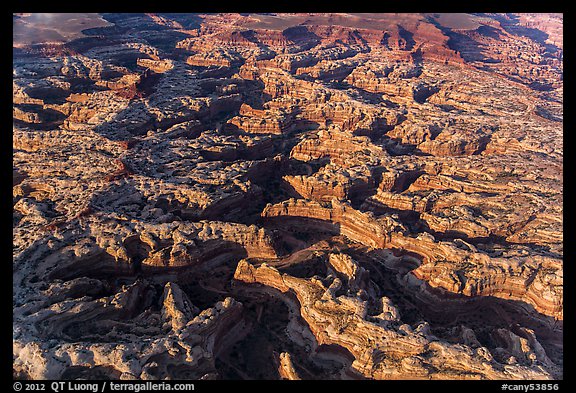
left=13, top=12, right=562, bottom=380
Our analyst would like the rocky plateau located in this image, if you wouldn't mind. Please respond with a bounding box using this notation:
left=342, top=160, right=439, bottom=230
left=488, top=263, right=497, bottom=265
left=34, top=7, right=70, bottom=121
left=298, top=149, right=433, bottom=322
left=13, top=12, right=563, bottom=380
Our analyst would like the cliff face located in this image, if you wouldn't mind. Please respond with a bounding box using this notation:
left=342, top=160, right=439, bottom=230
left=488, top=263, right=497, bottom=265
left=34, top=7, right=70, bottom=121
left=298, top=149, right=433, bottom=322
left=14, top=12, right=562, bottom=380
left=233, top=260, right=557, bottom=380
left=262, top=198, right=401, bottom=249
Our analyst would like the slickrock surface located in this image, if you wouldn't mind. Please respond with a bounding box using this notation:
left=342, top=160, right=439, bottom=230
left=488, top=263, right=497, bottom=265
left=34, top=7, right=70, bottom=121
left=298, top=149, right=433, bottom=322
left=13, top=13, right=562, bottom=380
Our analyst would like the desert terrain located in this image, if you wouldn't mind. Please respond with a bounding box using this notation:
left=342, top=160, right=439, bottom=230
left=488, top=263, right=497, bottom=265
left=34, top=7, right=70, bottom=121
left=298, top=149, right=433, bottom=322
left=13, top=13, right=563, bottom=380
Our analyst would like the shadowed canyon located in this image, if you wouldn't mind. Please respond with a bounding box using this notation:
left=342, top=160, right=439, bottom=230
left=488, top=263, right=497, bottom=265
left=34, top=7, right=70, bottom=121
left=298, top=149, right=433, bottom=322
left=13, top=12, right=563, bottom=380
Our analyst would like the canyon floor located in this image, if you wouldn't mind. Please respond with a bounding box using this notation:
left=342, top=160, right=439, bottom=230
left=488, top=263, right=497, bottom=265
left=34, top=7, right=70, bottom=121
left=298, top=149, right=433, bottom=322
left=13, top=13, right=563, bottom=380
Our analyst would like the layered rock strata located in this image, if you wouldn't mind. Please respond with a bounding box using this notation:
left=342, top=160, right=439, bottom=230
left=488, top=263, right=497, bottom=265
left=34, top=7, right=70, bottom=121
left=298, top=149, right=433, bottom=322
left=13, top=12, right=562, bottom=380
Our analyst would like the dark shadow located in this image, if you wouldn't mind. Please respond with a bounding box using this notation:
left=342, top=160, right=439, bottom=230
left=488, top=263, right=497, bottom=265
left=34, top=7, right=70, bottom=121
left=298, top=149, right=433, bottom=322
left=88, top=175, right=258, bottom=227
left=123, top=235, right=151, bottom=274
left=535, top=105, right=562, bottom=122
left=68, top=77, right=108, bottom=95
left=14, top=15, right=209, bottom=140
left=89, top=73, right=241, bottom=141
left=476, top=24, right=504, bottom=40
left=259, top=216, right=341, bottom=257
left=298, top=64, right=356, bottom=84
left=384, top=170, right=425, bottom=193
left=413, top=83, right=440, bottom=104
left=358, top=248, right=562, bottom=366
left=192, top=65, right=237, bottom=79
left=380, top=31, right=392, bottom=48
left=227, top=280, right=353, bottom=379
left=156, top=13, right=203, bottom=30
left=24, top=86, right=70, bottom=105
left=410, top=46, right=423, bottom=66
left=362, top=202, right=422, bottom=224
left=378, top=134, right=433, bottom=156
left=88, top=179, right=147, bottom=219
left=199, top=189, right=265, bottom=223
left=215, top=295, right=287, bottom=380
left=445, top=30, right=493, bottom=63
left=13, top=168, right=28, bottom=187
left=162, top=239, right=248, bottom=275
left=61, top=365, right=122, bottom=380
left=13, top=104, right=67, bottom=131
left=315, top=344, right=355, bottom=363
left=46, top=244, right=131, bottom=282
left=347, top=30, right=371, bottom=52
left=330, top=80, right=387, bottom=106
left=490, top=13, right=561, bottom=54
left=471, top=133, right=492, bottom=155
left=425, top=16, right=493, bottom=64
left=282, top=25, right=322, bottom=50
left=86, top=13, right=203, bottom=55
left=239, top=29, right=274, bottom=56
left=416, top=221, right=563, bottom=260
left=397, top=24, right=416, bottom=51
left=530, top=81, right=556, bottom=92
left=276, top=252, right=328, bottom=279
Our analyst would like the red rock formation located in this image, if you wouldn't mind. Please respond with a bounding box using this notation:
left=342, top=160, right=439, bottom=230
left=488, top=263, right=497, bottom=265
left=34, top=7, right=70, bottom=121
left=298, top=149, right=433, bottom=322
left=283, top=165, right=375, bottom=202
left=365, top=189, right=434, bottom=213
left=274, top=352, right=302, bottom=380
left=234, top=260, right=554, bottom=379
left=290, top=128, right=386, bottom=167
left=13, top=12, right=562, bottom=381
left=389, top=232, right=563, bottom=320
left=260, top=194, right=562, bottom=321
left=225, top=103, right=296, bottom=134
left=262, top=198, right=403, bottom=249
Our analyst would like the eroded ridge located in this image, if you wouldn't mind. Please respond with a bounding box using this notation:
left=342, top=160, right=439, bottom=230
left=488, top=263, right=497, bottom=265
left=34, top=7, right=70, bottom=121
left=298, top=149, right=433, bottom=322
left=13, top=12, right=562, bottom=380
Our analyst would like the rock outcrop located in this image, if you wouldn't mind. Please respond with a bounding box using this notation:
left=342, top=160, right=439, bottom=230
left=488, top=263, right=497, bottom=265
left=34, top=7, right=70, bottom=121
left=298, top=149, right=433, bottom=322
left=234, top=260, right=556, bottom=379
left=13, top=12, right=562, bottom=381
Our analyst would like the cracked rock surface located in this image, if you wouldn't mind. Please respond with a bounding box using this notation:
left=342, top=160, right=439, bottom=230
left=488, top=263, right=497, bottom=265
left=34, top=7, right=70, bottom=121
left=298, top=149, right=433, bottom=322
left=13, top=13, right=562, bottom=380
